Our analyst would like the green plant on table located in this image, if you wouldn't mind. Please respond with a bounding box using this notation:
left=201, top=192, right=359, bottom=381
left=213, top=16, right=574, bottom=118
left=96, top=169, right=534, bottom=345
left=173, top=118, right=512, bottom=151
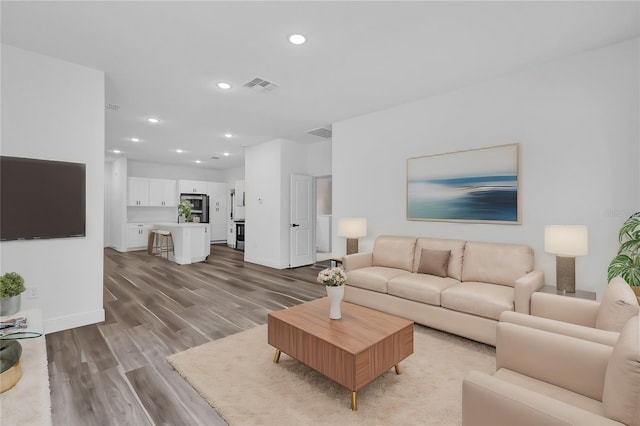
left=178, top=200, right=194, bottom=222
left=0, top=272, right=26, bottom=298
left=608, top=212, right=640, bottom=287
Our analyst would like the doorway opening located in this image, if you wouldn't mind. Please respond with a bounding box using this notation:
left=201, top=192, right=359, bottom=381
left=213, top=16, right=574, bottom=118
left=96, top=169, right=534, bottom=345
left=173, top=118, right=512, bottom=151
left=315, top=175, right=332, bottom=262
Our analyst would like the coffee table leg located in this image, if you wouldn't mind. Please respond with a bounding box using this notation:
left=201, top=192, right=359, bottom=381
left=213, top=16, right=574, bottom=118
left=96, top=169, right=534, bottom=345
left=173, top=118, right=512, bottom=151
left=351, top=391, right=358, bottom=411
left=273, top=349, right=281, bottom=363
left=395, top=363, right=402, bottom=375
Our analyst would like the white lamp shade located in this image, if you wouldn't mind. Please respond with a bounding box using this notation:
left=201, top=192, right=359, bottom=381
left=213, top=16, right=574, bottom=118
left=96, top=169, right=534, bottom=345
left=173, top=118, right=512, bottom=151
left=337, top=218, right=367, bottom=238
left=544, top=225, right=588, bottom=256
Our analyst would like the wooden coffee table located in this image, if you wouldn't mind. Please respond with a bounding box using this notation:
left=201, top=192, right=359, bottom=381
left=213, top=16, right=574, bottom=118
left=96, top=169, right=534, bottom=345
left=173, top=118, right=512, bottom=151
left=267, top=298, right=414, bottom=410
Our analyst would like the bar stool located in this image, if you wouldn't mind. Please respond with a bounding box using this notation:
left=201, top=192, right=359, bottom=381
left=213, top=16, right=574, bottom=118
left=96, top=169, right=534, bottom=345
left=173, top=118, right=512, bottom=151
left=154, top=230, right=174, bottom=259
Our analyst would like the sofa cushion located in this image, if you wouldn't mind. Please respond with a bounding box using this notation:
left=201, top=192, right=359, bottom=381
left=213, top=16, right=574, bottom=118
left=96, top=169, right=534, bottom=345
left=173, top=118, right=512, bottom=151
left=596, top=277, right=640, bottom=332
left=388, top=273, right=460, bottom=306
left=345, top=267, right=409, bottom=294
left=417, top=248, right=451, bottom=278
left=413, top=237, right=466, bottom=280
left=372, top=235, right=417, bottom=272
left=442, top=282, right=514, bottom=320
left=461, top=241, right=533, bottom=287
left=602, top=316, right=640, bottom=426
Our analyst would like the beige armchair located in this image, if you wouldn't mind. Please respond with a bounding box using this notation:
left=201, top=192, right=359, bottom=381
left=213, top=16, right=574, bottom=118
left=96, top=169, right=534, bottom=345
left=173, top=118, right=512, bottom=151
left=462, top=317, right=639, bottom=426
left=500, top=277, right=639, bottom=346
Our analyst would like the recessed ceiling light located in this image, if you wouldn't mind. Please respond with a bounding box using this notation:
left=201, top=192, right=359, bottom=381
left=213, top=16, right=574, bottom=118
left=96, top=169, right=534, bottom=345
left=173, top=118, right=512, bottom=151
left=113, top=150, right=121, bottom=154
left=223, top=152, right=230, bottom=156
left=176, top=149, right=183, bottom=153
left=195, top=160, right=201, bottom=164
left=130, top=137, right=140, bottom=142
left=289, top=34, right=306, bottom=45
left=147, top=117, right=159, bottom=124
left=217, top=82, right=231, bottom=90
left=224, top=133, right=233, bottom=138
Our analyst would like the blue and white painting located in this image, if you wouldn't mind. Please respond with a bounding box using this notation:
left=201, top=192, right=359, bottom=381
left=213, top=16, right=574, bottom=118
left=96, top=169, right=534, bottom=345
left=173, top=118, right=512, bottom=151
left=407, top=144, right=520, bottom=223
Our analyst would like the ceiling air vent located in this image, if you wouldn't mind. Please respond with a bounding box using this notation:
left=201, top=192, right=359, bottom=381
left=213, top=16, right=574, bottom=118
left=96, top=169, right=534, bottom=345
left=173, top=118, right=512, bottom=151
left=306, top=126, right=332, bottom=139
left=243, top=77, right=279, bottom=93
left=106, top=103, right=120, bottom=111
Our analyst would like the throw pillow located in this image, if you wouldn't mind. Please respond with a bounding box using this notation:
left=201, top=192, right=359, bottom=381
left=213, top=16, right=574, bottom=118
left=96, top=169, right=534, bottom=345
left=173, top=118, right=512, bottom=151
left=417, top=248, right=451, bottom=278
left=602, top=316, right=640, bottom=425
left=596, top=277, right=640, bottom=332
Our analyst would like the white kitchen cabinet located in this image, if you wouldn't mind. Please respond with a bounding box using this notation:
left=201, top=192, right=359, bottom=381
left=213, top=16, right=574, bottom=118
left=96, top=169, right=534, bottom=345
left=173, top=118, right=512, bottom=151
left=149, top=178, right=177, bottom=206
left=179, top=179, right=208, bottom=194
left=127, top=223, right=151, bottom=250
left=207, top=182, right=228, bottom=242
left=127, top=177, right=150, bottom=206
left=227, top=220, right=236, bottom=248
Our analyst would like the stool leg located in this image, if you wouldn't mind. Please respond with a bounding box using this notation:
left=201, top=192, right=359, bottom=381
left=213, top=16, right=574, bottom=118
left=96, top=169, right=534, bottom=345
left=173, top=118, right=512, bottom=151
left=162, top=236, right=168, bottom=259
left=154, top=233, right=160, bottom=256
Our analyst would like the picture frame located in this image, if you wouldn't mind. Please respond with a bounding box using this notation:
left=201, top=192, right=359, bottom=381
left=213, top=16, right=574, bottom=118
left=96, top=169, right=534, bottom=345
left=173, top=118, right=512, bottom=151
left=406, top=143, right=520, bottom=224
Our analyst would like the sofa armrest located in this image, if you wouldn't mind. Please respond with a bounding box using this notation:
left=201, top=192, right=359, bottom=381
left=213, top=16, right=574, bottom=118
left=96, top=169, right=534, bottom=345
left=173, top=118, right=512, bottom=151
left=500, top=311, right=619, bottom=346
left=462, top=371, right=623, bottom=426
left=514, top=270, right=544, bottom=314
left=342, top=252, right=373, bottom=272
left=531, top=292, right=600, bottom=327
left=496, top=322, right=612, bottom=401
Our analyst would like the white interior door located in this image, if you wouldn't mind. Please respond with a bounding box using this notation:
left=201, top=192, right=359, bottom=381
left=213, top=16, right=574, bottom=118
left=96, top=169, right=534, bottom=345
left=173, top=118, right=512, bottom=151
left=289, top=174, right=314, bottom=267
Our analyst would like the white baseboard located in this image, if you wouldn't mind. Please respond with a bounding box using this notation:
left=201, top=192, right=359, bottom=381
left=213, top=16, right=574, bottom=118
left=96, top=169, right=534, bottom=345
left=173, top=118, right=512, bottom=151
left=243, top=255, right=287, bottom=269
left=44, top=308, right=105, bottom=334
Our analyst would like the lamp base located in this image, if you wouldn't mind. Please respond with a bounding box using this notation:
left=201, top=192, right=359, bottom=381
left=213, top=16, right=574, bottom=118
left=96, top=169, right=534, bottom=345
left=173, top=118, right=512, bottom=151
left=346, top=238, right=359, bottom=255
left=556, top=256, right=576, bottom=293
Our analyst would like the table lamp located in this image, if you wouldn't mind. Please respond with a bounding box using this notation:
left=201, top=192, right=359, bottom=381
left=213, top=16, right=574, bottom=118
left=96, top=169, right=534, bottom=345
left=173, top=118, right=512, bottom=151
left=544, top=225, right=588, bottom=293
left=337, top=218, right=367, bottom=255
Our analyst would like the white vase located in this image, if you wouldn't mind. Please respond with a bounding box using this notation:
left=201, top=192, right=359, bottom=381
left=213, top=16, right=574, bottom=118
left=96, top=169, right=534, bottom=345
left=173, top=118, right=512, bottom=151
left=326, top=285, right=344, bottom=319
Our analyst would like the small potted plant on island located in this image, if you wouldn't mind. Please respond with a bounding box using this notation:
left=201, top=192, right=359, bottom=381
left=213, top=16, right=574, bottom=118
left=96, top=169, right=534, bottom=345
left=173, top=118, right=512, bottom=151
left=608, top=211, right=640, bottom=302
left=0, top=272, right=26, bottom=316
left=317, top=267, right=347, bottom=319
left=178, top=200, right=194, bottom=223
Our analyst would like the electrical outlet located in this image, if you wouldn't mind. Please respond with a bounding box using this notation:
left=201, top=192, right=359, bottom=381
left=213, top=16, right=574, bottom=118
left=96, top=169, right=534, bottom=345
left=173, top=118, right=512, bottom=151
left=26, top=287, right=39, bottom=299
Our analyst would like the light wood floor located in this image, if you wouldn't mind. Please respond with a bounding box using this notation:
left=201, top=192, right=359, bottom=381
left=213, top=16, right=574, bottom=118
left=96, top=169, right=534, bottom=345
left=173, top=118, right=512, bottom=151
left=46, top=245, right=327, bottom=426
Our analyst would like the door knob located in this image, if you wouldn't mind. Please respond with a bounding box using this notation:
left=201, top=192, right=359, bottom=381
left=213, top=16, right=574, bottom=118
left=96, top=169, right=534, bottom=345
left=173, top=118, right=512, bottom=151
left=291, top=224, right=300, bottom=227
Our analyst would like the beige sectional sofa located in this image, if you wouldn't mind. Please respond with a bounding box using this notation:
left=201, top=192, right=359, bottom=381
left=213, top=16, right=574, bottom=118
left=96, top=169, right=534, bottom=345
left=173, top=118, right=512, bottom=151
left=343, top=235, right=544, bottom=345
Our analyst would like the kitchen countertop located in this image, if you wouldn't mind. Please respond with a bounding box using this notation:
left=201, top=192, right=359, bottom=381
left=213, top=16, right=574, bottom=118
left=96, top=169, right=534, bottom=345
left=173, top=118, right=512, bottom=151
left=152, top=222, right=208, bottom=228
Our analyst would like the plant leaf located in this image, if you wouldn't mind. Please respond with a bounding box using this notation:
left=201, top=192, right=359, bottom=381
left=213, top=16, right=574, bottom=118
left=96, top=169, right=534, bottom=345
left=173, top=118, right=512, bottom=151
left=608, top=254, right=635, bottom=283
left=619, top=214, right=640, bottom=243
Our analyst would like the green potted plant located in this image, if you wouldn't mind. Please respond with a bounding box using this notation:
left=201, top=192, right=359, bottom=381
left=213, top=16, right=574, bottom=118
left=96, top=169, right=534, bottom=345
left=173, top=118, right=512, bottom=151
left=0, top=272, right=26, bottom=316
left=608, top=211, right=640, bottom=299
left=178, top=200, right=194, bottom=223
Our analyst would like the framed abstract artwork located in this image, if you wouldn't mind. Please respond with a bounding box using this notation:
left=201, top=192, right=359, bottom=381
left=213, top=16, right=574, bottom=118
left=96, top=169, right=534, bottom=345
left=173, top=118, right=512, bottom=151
left=406, top=143, right=520, bottom=224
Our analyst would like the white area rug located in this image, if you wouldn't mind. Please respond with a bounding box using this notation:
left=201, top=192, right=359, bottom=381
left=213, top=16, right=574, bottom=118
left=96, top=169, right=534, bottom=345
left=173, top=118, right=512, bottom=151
left=0, top=337, right=52, bottom=426
left=169, top=324, right=495, bottom=425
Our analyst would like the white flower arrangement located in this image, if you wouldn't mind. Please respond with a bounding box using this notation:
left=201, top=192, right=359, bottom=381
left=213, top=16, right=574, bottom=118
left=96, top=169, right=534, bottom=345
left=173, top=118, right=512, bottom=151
left=317, top=267, right=346, bottom=287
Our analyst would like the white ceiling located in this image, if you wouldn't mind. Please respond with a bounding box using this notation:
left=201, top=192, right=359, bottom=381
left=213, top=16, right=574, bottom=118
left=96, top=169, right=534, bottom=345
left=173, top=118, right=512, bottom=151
left=2, top=1, right=638, bottom=169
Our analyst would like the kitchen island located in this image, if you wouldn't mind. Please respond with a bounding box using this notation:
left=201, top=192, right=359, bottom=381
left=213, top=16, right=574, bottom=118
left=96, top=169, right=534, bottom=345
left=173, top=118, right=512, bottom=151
left=152, top=222, right=211, bottom=265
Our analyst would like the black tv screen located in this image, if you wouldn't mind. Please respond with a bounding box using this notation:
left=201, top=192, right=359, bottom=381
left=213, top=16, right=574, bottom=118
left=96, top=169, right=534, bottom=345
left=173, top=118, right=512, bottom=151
left=1, top=156, right=86, bottom=241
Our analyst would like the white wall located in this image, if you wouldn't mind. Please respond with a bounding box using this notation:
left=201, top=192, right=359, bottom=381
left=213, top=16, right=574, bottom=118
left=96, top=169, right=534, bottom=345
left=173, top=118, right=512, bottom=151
left=106, top=158, right=128, bottom=251
left=245, top=139, right=284, bottom=267
left=128, top=160, right=226, bottom=181
left=333, top=38, right=639, bottom=298
left=307, top=140, right=332, bottom=176
left=224, top=166, right=245, bottom=184
left=1, top=45, right=105, bottom=332
left=244, top=139, right=310, bottom=268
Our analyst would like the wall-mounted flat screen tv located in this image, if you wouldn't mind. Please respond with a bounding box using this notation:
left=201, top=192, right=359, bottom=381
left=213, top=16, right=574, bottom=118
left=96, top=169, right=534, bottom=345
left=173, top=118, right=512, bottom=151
left=1, top=156, right=86, bottom=241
